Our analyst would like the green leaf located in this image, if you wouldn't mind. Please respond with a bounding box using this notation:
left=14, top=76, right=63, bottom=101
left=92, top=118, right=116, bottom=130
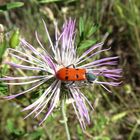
left=0, top=2, right=24, bottom=12
left=29, top=129, right=44, bottom=140
left=115, top=4, right=124, bottom=18
left=77, top=125, right=83, bottom=140
left=9, top=29, right=20, bottom=48
left=94, top=136, right=111, bottom=140
left=65, top=0, right=77, bottom=3
left=37, top=0, right=63, bottom=3
left=78, top=39, right=96, bottom=50
left=0, top=37, right=7, bottom=59
left=86, top=25, right=98, bottom=38
left=77, top=18, right=98, bottom=52
left=0, top=5, right=7, bottom=12
left=124, top=84, right=132, bottom=94
left=79, top=17, right=84, bottom=37
left=0, top=82, right=8, bottom=95
left=111, top=111, right=128, bottom=122
left=1, top=64, right=9, bottom=76
left=6, top=118, right=24, bottom=136
left=7, top=2, right=24, bottom=10
left=6, top=119, right=15, bottom=133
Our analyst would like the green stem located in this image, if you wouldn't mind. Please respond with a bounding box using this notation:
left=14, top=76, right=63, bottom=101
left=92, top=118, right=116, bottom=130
left=62, top=99, right=71, bottom=140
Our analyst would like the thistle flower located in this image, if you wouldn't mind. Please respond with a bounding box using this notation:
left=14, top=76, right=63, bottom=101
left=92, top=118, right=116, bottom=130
left=0, top=19, right=122, bottom=130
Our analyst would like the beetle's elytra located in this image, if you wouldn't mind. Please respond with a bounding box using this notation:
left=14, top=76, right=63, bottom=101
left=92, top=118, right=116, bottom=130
left=56, top=67, right=86, bottom=81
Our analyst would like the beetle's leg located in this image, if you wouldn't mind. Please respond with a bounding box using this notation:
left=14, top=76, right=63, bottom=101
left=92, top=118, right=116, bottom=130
left=71, top=83, right=88, bottom=88
left=67, top=81, right=87, bottom=88
left=78, top=81, right=96, bottom=88
left=66, top=64, right=75, bottom=68
left=97, top=71, right=103, bottom=76
left=66, top=81, right=75, bottom=87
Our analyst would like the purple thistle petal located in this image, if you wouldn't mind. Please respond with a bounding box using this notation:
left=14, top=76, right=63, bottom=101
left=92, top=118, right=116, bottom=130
left=70, top=94, right=86, bottom=130
left=75, top=91, right=90, bottom=123
left=5, top=62, right=47, bottom=71
left=42, top=19, right=55, bottom=53
left=21, top=38, right=57, bottom=74
left=0, top=75, right=48, bottom=81
left=23, top=80, right=60, bottom=119
left=96, top=81, right=122, bottom=86
left=102, top=68, right=122, bottom=73
left=3, top=76, right=52, bottom=100
left=3, top=81, right=44, bottom=100
left=21, top=39, right=45, bottom=58
left=90, top=68, right=122, bottom=80
left=39, top=83, right=61, bottom=125
left=91, top=68, right=122, bottom=76
left=100, top=84, right=112, bottom=93
left=89, top=61, right=118, bottom=67
left=34, top=80, right=61, bottom=118
left=90, top=56, right=119, bottom=65
left=35, top=31, right=52, bottom=58
left=79, top=42, right=103, bottom=60
left=75, top=88, right=94, bottom=111
left=103, top=73, right=122, bottom=80
left=77, top=47, right=111, bottom=65
left=79, top=56, right=119, bottom=68
left=61, top=19, right=76, bottom=50
left=44, top=55, right=57, bottom=74
left=70, top=87, right=90, bottom=128
left=60, top=19, right=77, bottom=65
left=9, top=52, right=42, bottom=67
left=35, top=31, right=45, bottom=51
left=21, top=39, right=56, bottom=72
left=22, top=80, right=57, bottom=111
left=4, top=79, right=45, bottom=85
left=8, top=48, right=45, bottom=65
left=54, top=21, right=59, bottom=42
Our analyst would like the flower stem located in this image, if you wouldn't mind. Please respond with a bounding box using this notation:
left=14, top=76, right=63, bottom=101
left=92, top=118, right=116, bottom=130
left=62, top=99, right=71, bottom=140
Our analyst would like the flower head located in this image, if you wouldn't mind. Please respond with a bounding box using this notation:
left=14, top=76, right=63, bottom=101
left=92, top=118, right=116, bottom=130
left=0, top=19, right=122, bottom=130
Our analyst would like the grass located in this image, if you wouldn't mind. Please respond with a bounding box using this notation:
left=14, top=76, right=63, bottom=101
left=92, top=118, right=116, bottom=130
left=0, top=0, right=140, bottom=140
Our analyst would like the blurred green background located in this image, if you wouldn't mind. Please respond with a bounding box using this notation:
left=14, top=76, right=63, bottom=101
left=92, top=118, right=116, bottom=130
left=0, top=0, right=140, bottom=140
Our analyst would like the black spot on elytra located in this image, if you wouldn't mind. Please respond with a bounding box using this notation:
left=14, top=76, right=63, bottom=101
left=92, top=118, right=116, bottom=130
left=76, top=69, right=79, bottom=70
left=65, top=76, right=69, bottom=80
left=76, top=74, right=79, bottom=79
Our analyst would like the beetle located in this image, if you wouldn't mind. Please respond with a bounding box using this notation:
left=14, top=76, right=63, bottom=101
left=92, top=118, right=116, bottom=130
left=56, top=65, right=97, bottom=83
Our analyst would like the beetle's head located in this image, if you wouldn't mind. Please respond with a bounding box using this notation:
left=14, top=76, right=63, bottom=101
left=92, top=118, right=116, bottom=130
left=85, top=72, right=97, bottom=83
